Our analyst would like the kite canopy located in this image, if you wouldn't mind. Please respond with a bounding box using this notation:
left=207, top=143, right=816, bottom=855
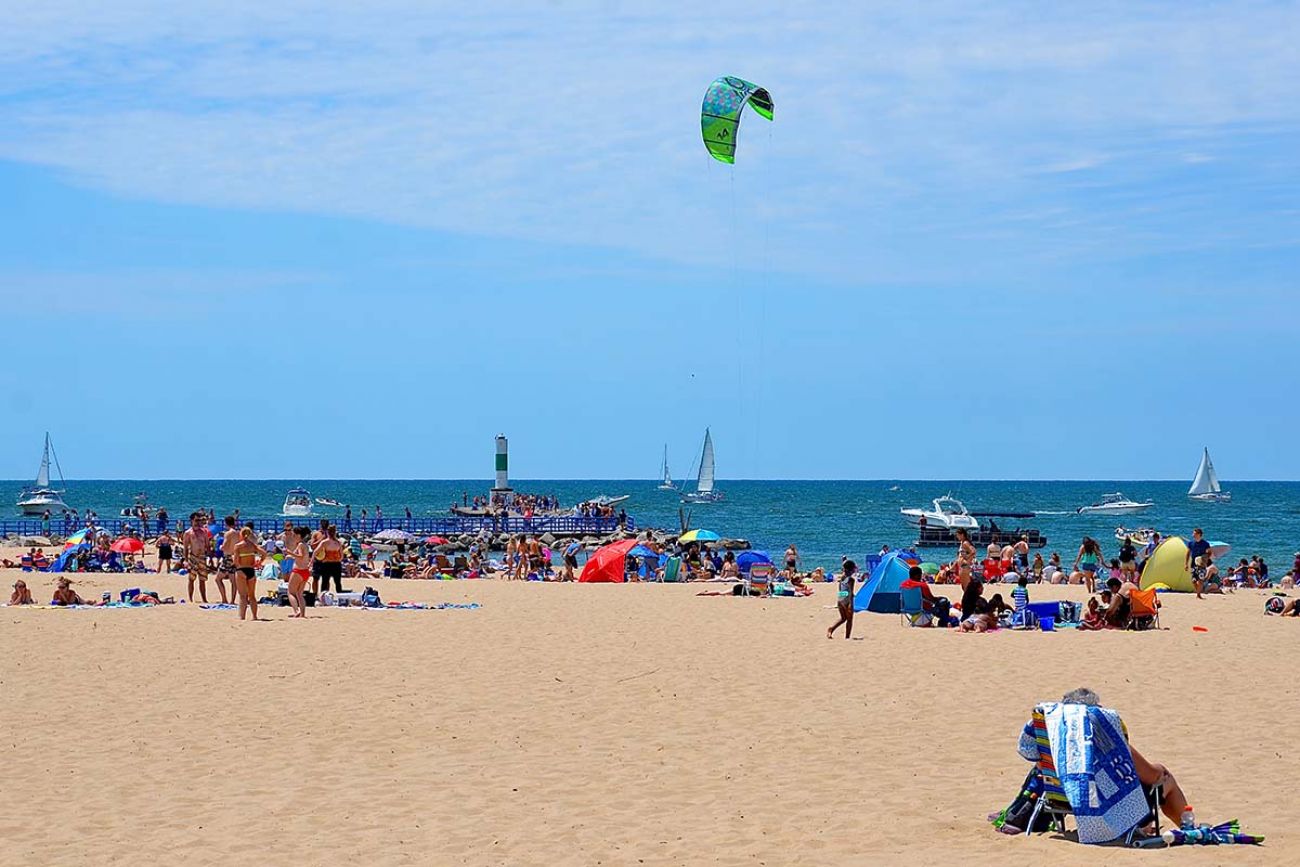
left=701, top=76, right=774, bottom=164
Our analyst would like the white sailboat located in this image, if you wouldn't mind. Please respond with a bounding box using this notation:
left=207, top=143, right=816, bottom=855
left=681, top=428, right=723, bottom=503
left=657, top=444, right=676, bottom=491
left=1188, top=447, right=1231, bottom=502
left=17, top=432, right=69, bottom=515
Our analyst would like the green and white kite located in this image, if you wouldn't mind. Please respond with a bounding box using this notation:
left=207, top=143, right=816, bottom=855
left=700, top=76, right=774, bottom=164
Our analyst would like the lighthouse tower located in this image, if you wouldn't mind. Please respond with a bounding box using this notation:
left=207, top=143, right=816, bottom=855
left=492, top=434, right=512, bottom=492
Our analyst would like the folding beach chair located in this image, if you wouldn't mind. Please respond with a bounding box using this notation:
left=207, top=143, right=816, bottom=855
left=1126, top=588, right=1161, bottom=631
left=1025, top=705, right=1162, bottom=845
left=661, top=556, right=682, bottom=583
left=899, top=585, right=927, bottom=626
left=434, top=554, right=455, bottom=575
left=1024, top=706, right=1076, bottom=836
left=743, top=564, right=773, bottom=596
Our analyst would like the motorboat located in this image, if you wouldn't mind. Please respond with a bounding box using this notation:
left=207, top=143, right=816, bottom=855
left=281, top=488, right=314, bottom=517
left=1115, top=526, right=1158, bottom=546
left=681, top=428, right=724, bottom=504
left=900, top=495, right=979, bottom=531
left=120, top=492, right=151, bottom=518
left=1077, top=492, right=1152, bottom=516
left=1188, top=447, right=1231, bottom=502
left=587, top=494, right=630, bottom=508
left=16, top=433, right=69, bottom=515
left=657, top=445, right=676, bottom=491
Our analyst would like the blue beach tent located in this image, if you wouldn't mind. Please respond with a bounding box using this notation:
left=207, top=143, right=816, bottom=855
left=854, top=551, right=913, bottom=614
left=736, top=550, right=772, bottom=575
left=47, top=543, right=90, bottom=573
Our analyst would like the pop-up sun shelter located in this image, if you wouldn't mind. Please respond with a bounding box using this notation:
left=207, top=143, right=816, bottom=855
left=736, top=550, right=772, bottom=574
left=854, top=551, right=913, bottom=613
left=578, top=539, right=638, bottom=583
left=1139, top=536, right=1195, bottom=593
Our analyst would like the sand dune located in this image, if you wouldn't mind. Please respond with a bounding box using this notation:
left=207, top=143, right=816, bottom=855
left=0, top=570, right=1291, bottom=865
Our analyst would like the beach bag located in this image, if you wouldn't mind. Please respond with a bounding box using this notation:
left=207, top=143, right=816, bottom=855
left=992, top=768, right=1055, bottom=833
left=361, top=586, right=382, bottom=607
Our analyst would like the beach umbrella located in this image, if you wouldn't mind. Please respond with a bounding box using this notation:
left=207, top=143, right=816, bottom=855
left=1210, top=541, right=1231, bottom=560
left=736, top=550, right=772, bottom=574
left=578, top=539, right=638, bottom=583
left=627, top=544, right=657, bottom=558
left=679, top=529, right=721, bottom=544
left=110, top=538, right=144, bottom=554
left=919, top=562, right=941, bottom=576
left=64, top=527, right=95, bottom=546
left=425, top=535, right=450, bottom=545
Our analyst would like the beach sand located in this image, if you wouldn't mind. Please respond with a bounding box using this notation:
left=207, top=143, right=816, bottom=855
left=0, top=559, right=1293, bottom=865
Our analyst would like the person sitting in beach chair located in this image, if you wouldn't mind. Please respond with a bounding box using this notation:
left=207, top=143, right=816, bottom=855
left=1126, top=587, right=1161, bottom=630
left=899, top=565, right=954, bottom=627
left=999, top=687, right=1189, bottom=844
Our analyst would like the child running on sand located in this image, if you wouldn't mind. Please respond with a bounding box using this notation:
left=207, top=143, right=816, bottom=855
left=285, top=526, right=312, bottom=618
left=827, top=560, right=860, bottom=639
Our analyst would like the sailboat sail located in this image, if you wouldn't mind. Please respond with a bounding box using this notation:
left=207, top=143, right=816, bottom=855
left=661, top=446, right=674, bottom=487
left=34, top=435, right=51, bottom=488
left=1188, top=447, right=1220, bottom=496
left=696, top=429, right=715, bottom=494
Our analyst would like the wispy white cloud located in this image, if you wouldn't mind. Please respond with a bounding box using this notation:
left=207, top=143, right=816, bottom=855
left=2, top=1, right=1299, bottom=281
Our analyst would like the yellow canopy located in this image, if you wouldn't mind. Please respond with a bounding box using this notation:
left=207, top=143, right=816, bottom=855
left=1140, top=536, right=1194, bottom=593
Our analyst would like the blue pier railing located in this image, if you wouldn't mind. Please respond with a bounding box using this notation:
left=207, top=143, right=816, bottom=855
left=0, top=515, right=634, bottom=539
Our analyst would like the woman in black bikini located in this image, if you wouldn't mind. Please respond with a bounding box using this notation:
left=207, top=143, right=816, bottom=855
left=232, top=527, right=266, bottom=621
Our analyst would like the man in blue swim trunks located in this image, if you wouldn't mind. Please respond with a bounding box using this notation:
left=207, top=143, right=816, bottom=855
left=1185, top=528, right=1212, bottom=598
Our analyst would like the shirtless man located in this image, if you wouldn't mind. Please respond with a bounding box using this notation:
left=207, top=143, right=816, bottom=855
left=215, top=515, right=240, bottom=605
left=182, top=512, right=212, bottom=603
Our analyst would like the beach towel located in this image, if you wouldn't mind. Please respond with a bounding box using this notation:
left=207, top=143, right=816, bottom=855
left=358, top=602, right=481, bottom=611
left=1041, top=702, right=1150, bottom=844
left=200, top=603, right=238, bottom=610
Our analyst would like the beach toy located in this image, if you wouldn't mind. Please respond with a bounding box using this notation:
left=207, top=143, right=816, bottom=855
left=1148, top=582, right=1171, bottom=592
left=1192, top=625, right=1208, bottom=632
left=1039, top=615, right=1055, bottom=632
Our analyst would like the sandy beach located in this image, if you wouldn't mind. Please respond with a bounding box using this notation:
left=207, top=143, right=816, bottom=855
left=0, top=559, right=1291, bottom=866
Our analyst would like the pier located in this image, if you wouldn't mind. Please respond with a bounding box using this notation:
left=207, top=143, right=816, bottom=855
left=0, top=514, right=634, bottom=540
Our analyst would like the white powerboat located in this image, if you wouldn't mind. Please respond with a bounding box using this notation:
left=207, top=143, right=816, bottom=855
left=1077, top=492, right=1152, bottom=516
left=281, top=488, right=314, bottom=517
left=1188, top=447, right=1231, bottom=502
left=681, top=428, right=724, bottom=503
left=16, top=433, right=69, bottom=515
left=900, top=495, right=979, bottom=530
left=587, top=494, right=630, bottom=508
left=657, top=444, right=676, bottom=491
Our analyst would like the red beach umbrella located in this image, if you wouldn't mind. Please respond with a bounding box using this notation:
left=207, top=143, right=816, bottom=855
left=425, top=535, right=450, bottom=545
left=111, top=538, right=145, bottom=554
left=578, top=539, right=638, bottom=583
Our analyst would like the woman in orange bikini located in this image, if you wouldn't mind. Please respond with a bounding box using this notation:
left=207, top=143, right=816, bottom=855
left=286, top=526, right=312, bottom=618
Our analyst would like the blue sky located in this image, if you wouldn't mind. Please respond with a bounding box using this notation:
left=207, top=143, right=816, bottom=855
left=1, top=1, right=1298, bottom=480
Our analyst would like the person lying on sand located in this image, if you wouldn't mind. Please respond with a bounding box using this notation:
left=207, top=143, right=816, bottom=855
left=50, top=578, right=87, bottom=606
left=9, top=580, right=34, bottom=605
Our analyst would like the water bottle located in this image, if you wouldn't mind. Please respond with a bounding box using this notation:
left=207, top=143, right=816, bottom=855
left=1181, top=805, right=1196, bottom=830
